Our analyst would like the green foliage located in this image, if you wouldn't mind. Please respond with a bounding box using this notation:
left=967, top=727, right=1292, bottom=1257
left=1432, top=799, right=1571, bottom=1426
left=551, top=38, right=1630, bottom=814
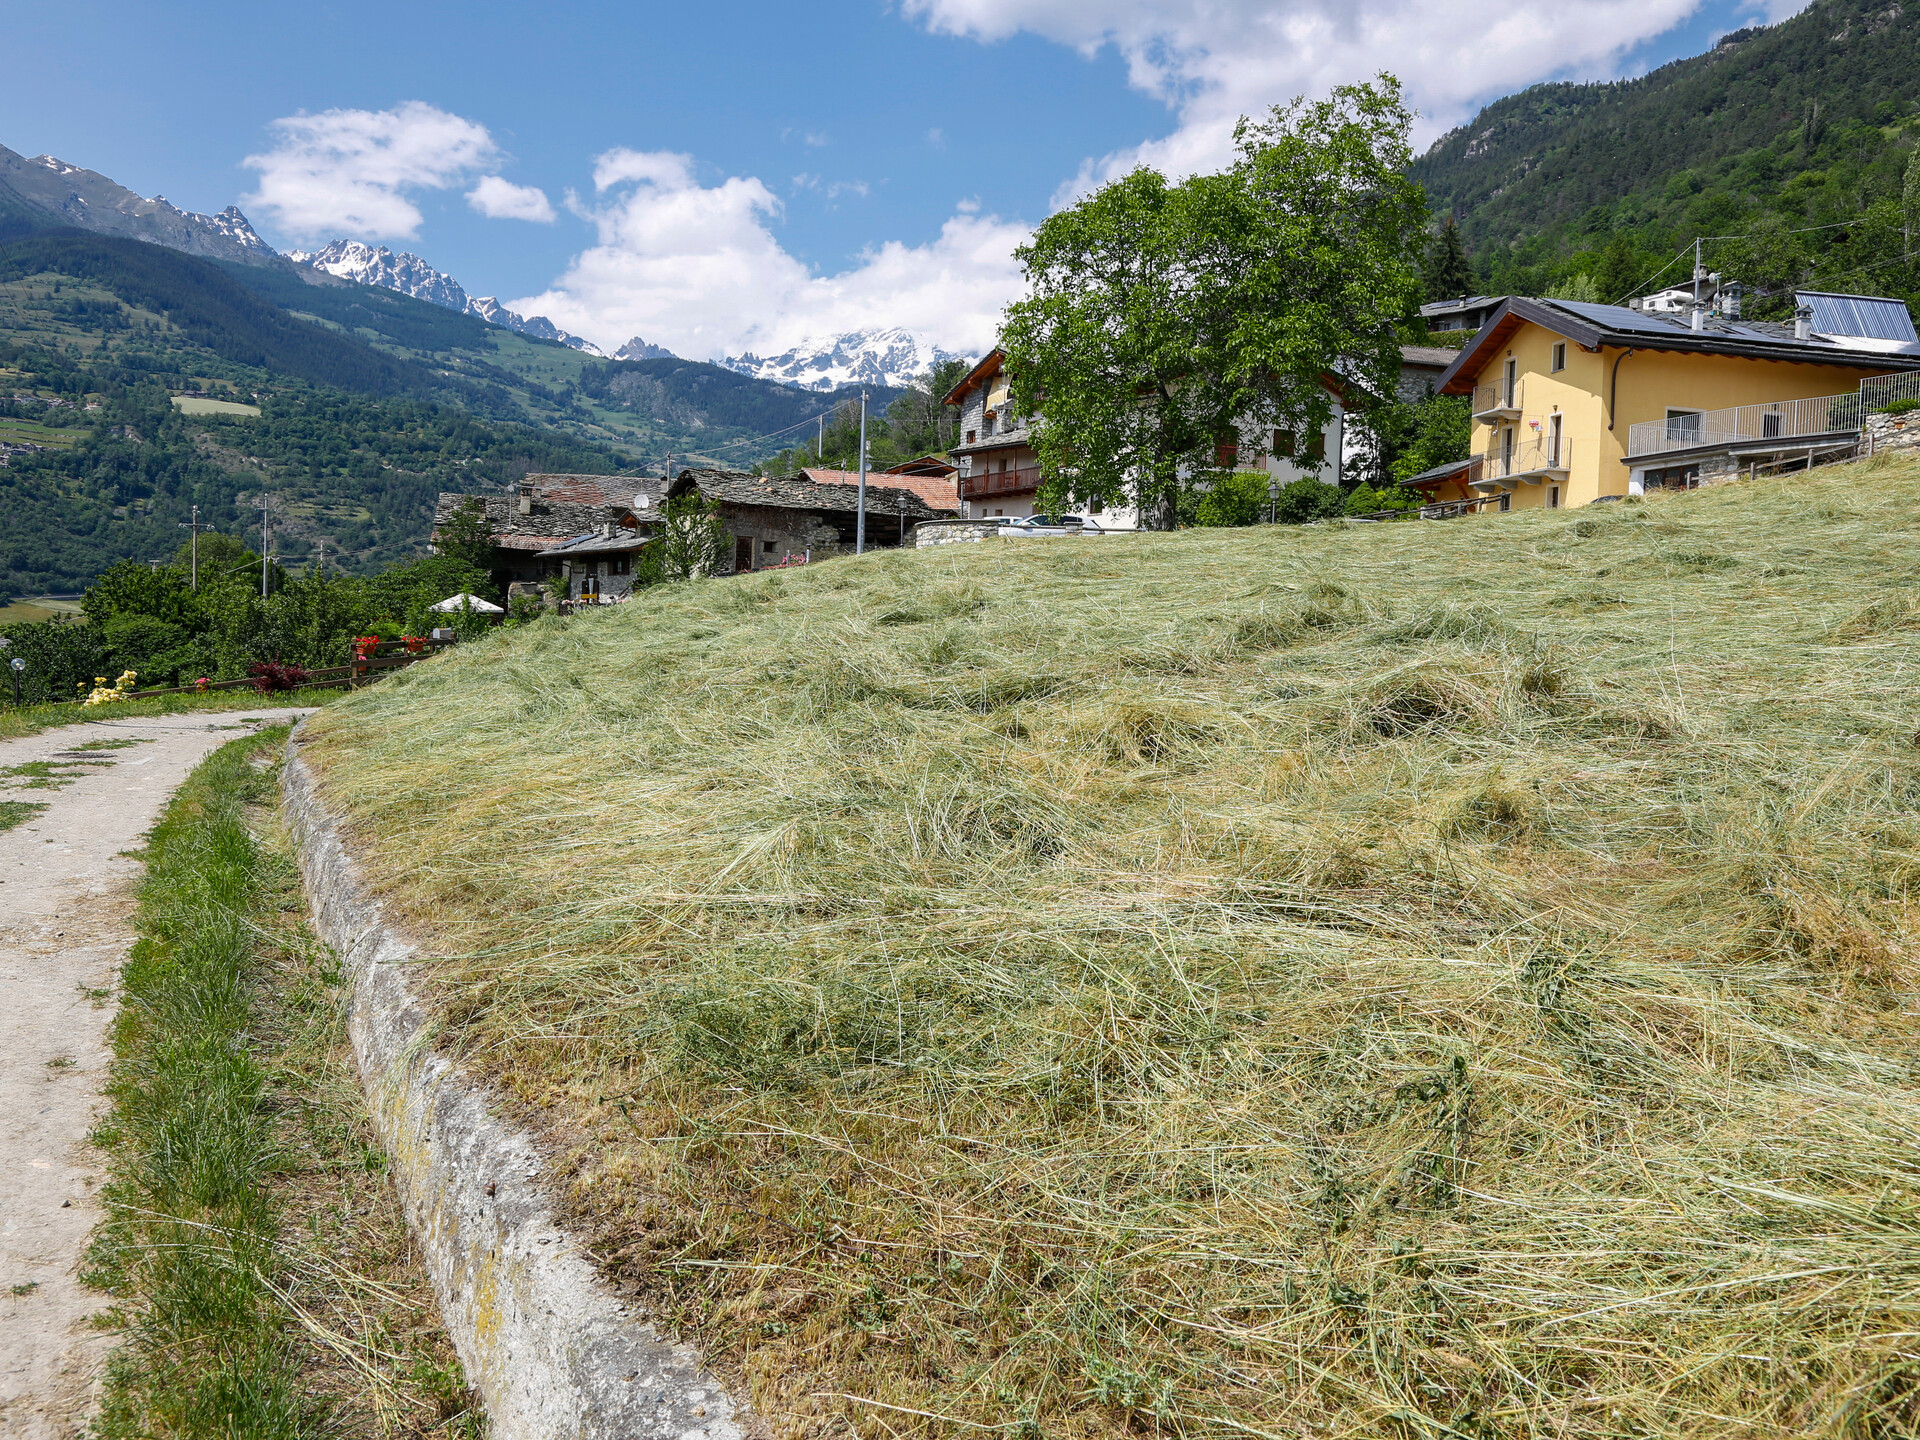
left=1424, top=216, right=1476, bottom=300
left=1343, top=482, right=1418, bottom=515
left=1193, top=471, right=1273, bottom=527
left=656, top=492, right=731, bottom=581
left=81, top=560, right=199, bottom=629
left=433, top=495, right=493, bottom=571
left=1273, top=477, right=1346, bottom=524
left=1546, top=273, right=1601, bottom=302
left=1881, top=397, right=1920, bottom=414
left=1005, top=78, right=1426, bottom=530
left=755, top=361, right=972, bottom=477
left=1389, top=395, right=1474, bottom=485
left=1410, top=0, right=1920, bottom=312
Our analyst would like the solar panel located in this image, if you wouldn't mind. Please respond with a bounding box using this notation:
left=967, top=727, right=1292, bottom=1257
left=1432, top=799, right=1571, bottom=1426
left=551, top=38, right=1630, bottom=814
left=1548, top=299, right=1693, bottom=336
left=1797, top=291, right=1919, bottom=343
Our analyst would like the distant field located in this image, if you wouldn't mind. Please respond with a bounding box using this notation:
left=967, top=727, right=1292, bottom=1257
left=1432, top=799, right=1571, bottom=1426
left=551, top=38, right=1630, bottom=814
left=171, top=396, right=261, bottom=417
left=0, top=418, right=81, bottom=448
left=0, top=601, right=60, bottom=624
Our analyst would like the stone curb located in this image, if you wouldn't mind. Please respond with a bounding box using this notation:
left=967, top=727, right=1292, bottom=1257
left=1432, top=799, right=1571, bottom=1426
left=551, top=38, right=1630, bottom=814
left=282, top=730, right=752, bottom=1440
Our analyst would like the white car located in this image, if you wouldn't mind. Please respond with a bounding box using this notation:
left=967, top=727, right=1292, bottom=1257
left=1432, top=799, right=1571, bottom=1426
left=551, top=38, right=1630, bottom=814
left=995, top=514, right=1112, bottom=537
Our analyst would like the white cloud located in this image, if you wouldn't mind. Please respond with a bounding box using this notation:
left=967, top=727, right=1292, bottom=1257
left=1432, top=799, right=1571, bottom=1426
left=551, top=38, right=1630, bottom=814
left=509, top=147, right=1025, bottom=361
left=466, top=175, right=556, bottom=223
left=243, top=101, right=499, bottom=240
left=904, top=0, right=1717, bottom=193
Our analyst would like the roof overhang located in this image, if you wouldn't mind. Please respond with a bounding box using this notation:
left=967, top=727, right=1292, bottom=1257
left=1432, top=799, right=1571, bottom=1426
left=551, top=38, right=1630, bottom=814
left=1437, top=297, right=1920, bottom=395
left=942, top=349, right=1005, bottom=407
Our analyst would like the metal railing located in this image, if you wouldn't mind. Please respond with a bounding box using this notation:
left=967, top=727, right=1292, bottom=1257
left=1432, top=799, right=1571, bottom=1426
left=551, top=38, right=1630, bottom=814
left=1479, top=436, right=1572, bottom=482
left=1472, top=379, right=1521, bottom=415
left=1626, top=391, right=1863, bottom=458
left=1861, top=372, right=1920, bottom=412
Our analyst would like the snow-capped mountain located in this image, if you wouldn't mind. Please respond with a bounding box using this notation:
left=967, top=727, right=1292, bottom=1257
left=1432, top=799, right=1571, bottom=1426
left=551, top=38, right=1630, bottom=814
left=721, top=327, right=967, bottom=391
left=287, top=239, right=470, bottom=311
left=0, top=142, right=279, bottom=266
left=288, top=239, right=604, bottom=356
left=613, top=336, right=678, bottom=361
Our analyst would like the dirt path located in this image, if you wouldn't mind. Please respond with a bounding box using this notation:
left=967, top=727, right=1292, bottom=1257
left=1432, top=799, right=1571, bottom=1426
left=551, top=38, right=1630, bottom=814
left=0, top=708, right=310, bottom=1440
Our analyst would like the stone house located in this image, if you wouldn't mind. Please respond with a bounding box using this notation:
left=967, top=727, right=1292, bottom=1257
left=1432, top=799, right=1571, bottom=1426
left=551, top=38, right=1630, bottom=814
left=669, top=468, right=946, bottom=569
left=433, top=472, right=666, bottom=602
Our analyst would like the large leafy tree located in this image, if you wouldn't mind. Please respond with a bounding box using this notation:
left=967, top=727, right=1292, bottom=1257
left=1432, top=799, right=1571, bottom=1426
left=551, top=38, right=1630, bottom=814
left=1003, top=78, right=1427, bottom=529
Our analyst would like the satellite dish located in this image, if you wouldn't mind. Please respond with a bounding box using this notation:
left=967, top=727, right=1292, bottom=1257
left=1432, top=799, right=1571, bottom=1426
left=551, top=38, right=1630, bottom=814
left=634, top=493, right=651, bottom=509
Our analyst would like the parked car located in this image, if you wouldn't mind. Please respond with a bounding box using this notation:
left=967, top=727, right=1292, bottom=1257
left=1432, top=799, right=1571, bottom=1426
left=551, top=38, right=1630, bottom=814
left=996, top=515, right=1112, bottom=537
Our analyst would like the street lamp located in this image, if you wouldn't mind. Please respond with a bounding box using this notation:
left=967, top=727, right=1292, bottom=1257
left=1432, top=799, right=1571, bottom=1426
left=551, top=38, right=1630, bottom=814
left=8, top=654, right=23, bottom=708
left=1268, top=473, right=1281, bottom=525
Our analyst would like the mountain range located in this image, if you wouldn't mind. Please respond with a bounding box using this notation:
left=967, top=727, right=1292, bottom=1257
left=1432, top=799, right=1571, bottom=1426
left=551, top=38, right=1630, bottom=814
left=286, top=239, right=606, bottom=355
left=720, top=327, right=967, bottom=392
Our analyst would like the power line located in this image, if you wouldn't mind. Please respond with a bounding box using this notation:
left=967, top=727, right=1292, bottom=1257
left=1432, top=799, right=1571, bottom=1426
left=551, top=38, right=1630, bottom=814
left=1606, top=217, right=1886, bottom=305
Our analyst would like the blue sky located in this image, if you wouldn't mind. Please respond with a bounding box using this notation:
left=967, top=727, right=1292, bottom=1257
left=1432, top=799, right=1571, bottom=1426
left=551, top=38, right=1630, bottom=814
left=6, top=0, right=1803, bottom=359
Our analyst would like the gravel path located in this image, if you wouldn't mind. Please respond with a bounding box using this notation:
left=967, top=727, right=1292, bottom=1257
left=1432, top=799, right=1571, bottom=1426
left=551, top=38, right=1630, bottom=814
left=0, top=709, right=310, bottom=1439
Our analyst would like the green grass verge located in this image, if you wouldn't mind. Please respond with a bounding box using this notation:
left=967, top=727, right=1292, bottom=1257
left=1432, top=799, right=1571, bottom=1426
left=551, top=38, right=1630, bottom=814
left=0, top=686, right=336, bottom=743
left=84, top=729, right=481, bottom=1437
left=0, top=798, right=47, bottom=832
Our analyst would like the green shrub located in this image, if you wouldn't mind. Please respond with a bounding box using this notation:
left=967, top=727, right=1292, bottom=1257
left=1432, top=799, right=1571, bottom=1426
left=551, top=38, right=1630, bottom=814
left=1273, top=476, right=1346, bottom=524
left=1879, top=397, right=1920, bottom=416
left=1192, top=470, right=1272, bottom=527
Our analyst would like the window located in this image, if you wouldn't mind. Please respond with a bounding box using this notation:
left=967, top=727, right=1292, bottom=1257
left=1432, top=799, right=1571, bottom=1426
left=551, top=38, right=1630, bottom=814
left=1666, top=409, right=1703, bottom=442
left=1215, top=438, right=1239, bottom=468
left=1548, top=486, right=1561, bottom=509
left=1304, top=431, right=1326, bottom=464
left=965, top=429, right=976, bottom=444
left=763, top=539, right=776, bottom=553
left=1551, top=342, right=1566, bottom=372
left=1272, top=428, right=1294, bottom=456
left=1498, top=494, right=1512, bottom=512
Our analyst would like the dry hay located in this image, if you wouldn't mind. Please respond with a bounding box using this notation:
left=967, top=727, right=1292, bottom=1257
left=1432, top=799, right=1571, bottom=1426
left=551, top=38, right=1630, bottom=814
left=302, top=457, right=1920, bottom=1440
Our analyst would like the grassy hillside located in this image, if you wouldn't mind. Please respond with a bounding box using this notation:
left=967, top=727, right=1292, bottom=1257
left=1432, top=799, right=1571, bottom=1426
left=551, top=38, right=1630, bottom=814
left=303, top=458, right=1920, bottom=1439
left=1413, top=0, right=1920, bottom=310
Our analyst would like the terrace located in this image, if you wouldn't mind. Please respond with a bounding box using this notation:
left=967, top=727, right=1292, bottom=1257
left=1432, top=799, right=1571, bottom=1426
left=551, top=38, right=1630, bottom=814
left=1626, top=391, right=1864, bottom=460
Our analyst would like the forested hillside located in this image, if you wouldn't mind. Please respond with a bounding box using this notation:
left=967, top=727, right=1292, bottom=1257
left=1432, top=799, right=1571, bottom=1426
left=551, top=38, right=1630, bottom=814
left=1411, top=0, right=1920, bottom=313
left=0, top=229, right=916, bottom=596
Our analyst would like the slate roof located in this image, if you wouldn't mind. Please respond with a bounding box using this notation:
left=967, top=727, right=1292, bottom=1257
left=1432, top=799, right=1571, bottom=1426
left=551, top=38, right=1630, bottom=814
left=672, top=467, right=944, bottom=520
left=434, top=472, right=667, bottom=552
left=543, top=529, right=655, bottom=557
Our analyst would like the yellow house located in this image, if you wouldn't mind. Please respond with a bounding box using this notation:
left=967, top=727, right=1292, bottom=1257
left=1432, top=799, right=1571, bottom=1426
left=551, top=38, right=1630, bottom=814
left=1414, top=293, right=1920, bottom=513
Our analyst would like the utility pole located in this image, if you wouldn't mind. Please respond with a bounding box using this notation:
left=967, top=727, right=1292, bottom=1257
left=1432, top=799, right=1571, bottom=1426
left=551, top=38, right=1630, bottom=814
left=178, top=504, right=202, bottom=590
left=1691, top=236, right=1704, bottom=331
left=260, top=494, right=271, bottom=599
left=855, top=389, right=868, bottom=555
left=817, top=412, right=825, bottom=460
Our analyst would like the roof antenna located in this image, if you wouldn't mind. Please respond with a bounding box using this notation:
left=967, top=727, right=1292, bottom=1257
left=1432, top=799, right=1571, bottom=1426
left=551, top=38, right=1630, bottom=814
left=1690, top=237, right=1705, bottom=332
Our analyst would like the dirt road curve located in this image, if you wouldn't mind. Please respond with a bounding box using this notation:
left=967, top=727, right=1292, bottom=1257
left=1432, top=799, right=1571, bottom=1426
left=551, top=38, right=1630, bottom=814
left=0, top=709, right=311, bottom=1440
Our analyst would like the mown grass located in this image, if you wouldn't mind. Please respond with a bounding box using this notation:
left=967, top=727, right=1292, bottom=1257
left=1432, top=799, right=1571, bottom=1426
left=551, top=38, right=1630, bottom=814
left=0, top=686, right=337, bottom=743
left=85, top=731, right=480, bottom=1437
left=301, top=453, right=1920, bottom=1440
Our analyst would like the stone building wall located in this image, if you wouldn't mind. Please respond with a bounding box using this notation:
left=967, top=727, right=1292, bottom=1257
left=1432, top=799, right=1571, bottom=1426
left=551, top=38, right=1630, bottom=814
left=913, top=519, right=1003, bottom=548
left=1863, top=410, right=1920, bottom=457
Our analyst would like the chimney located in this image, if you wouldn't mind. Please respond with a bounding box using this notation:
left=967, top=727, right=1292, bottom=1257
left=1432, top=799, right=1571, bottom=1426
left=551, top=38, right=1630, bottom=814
left=1690, top=302, right=1704, bottom=332
left=1794, top=305, right=1813, bottom=341
left=1721, top=282, right=1743, bottom=320
left=518, top=476, right=534, bottom=515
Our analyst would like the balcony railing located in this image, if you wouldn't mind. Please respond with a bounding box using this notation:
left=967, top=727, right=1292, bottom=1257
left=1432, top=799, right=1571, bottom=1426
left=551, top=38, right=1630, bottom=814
left=1626, top=391, right=1863, bottom=458
left=1475, top=437, right=1572, bottom=485
left=959, top=463, right=1041, bottom=499
left=1472, top=379, right=1522, bottom=419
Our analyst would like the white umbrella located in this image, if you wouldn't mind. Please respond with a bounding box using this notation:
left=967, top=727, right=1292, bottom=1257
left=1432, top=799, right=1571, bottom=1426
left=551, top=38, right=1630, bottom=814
left=428, top=592, right=505, bottom=613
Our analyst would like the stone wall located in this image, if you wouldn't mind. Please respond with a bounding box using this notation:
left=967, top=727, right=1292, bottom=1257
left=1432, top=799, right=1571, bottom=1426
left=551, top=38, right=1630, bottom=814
left=913, top=518, right=1003, bottom=548
left=1863, top=410, right=1920, bottom=457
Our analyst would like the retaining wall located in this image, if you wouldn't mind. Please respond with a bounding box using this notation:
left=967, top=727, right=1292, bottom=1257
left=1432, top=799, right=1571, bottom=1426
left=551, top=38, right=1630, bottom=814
left=282, top=732, right=755, bottom=1440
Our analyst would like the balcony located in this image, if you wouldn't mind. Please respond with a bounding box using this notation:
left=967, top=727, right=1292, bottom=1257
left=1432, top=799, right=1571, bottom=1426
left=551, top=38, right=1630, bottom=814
left=1472, top=379, right=1522, bottom=423
left=1626, top=391, right=1863, bottom=459
left=1470, top=437, right=1572, bottom=492
left=959, top=463, right=1041, bottom=499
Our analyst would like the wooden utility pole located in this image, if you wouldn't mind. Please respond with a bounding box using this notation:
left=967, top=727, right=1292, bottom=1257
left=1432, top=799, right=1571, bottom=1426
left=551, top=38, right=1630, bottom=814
left=261, top=494, right=271, bottom=598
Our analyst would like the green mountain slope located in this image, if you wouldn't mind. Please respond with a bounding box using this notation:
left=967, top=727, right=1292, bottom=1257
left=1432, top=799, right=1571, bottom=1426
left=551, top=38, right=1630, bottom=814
left=0, top=230, right=918, bottom=596
left=1411, top=0, right=1920, bottom=308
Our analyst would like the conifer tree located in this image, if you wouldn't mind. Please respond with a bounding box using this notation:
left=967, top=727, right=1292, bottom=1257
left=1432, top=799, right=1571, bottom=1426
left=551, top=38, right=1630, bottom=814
left=1424, top=217, right=1475, bottom=302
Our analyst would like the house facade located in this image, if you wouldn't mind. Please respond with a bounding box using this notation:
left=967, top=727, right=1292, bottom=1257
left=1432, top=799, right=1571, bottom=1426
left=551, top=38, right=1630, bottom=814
left=433, top=473, right=665, bottom=601
left=945, top=348, right=1343, bottom=521
left=1416, top=293, right=1920, bottom=513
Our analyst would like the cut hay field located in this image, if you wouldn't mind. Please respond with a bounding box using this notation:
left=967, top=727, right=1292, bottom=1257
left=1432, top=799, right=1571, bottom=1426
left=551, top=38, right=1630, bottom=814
left=302, top=455, right=1920, bottom=1440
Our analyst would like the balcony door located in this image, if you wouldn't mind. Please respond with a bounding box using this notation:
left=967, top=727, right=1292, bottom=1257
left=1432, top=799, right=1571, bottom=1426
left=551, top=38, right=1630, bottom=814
left=1547, top=412, right=1563, bottom=466
left=1501, top=426, right=1515, bottom=472
left=1502, top=359, right=1517, bottom=408
left=1666, top=409, right=1702, bottom=444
